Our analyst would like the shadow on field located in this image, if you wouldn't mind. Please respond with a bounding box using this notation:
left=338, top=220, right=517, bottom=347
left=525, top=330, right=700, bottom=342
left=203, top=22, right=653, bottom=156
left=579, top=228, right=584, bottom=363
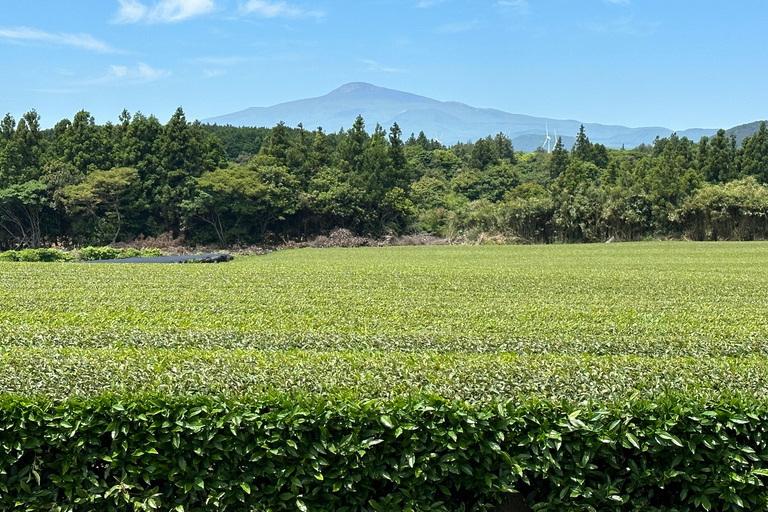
left=85, top=253, right=233, bottom=264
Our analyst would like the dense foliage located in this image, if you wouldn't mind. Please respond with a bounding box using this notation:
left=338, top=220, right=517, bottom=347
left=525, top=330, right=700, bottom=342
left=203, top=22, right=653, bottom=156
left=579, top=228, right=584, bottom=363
left=2, top=107, right=768, bottom=248
left=2, top=244, right=768, bottom=356
left=2, top=394, right=768, bottom=512
left=4, top=242, right=768, bottom=509
left=0, top=246, right=161, bottom=262
left=2, top=348, right=768, bottom=404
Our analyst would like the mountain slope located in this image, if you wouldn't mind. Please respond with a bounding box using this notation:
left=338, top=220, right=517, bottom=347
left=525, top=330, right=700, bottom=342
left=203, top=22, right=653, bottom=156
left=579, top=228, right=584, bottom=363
left=203, top=82, right=718, bottom=150
left=725, top=120, right=768, bottom=147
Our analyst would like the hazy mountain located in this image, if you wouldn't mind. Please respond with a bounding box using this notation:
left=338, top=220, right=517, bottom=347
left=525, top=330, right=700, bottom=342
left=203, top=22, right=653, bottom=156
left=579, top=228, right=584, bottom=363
left=725, top=120, right=768, bottom=147
left=203, top=82, right=719, bottom=150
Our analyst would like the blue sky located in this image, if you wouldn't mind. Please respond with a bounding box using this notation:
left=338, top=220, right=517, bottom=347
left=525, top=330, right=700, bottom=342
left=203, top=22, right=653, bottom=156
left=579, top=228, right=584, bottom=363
left=1, top=0, right=766, bottom=131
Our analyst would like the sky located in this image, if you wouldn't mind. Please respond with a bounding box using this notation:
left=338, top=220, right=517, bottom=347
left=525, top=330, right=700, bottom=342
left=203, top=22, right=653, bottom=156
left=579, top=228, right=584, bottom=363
left=0, top=0, right=766, bottom=131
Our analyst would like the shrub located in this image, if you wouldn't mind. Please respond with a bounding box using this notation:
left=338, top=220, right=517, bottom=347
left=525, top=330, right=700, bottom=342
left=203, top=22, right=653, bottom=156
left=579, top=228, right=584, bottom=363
left=0, top=250, right=19, bottom=261
left=35, top=248, right=72, bottom=262
left=117, top=247, right=142, bottom=258
left=139, top=248, right=162, bottom=258
left=1, top=395, right=768, bottom=511
left=79, top=246, right=122, bottom=260
left=16, top=248, right=41, bottom=262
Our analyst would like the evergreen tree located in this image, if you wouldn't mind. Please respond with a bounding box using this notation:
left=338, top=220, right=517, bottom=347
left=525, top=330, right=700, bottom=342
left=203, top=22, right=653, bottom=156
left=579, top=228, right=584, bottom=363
left=548, top=137, right=569, bottom=180
left=572, top=125, right=593, bottom=162
left=702, top=129, right=737, bottom=182
left=739, top=122, right=768, bottom=183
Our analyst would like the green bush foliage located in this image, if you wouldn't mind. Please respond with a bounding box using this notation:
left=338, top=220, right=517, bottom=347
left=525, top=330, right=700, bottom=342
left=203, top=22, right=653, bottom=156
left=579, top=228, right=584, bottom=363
left=1, top=348, right=768, bottom=404
left=0, top=246, right=160, bottom=262
left=1, top=395, right=768, bottom=511
left=79, top=246, right=123, bottom=260
left=0, top=248, right=72, bottom=262
left=0, top=249, right=19, bottom=261
left=2, top=244, right=768, bottom=510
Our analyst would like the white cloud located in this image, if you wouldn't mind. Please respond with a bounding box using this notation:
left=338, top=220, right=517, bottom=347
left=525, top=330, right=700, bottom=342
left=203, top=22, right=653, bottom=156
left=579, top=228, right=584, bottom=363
left=83, top=62, right=171, bottom=85
left=582, top=16, right=660, bottom=36
left=241, top=0, right=324, bottom=19
left=360, top=59, right=404, bottom=73
left=0, top=26, right=119, bottom=53
left=113, top=0, right=216, bottom=24
left=203, top=68, right=226, bottom=78
left=606, top=0, right=630, bottom=4
left=496, top=0, right=529, bottom=15
left=417, top=0, right=446, bottom=7
left=113, top=0, right=148, bottom=23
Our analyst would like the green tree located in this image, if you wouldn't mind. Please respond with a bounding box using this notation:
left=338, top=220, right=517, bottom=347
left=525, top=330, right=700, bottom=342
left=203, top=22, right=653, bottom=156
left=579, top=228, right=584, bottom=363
left=58, top=167, right=140, bottom=243
left=739, top=122, right=768, bottom=183
left=548, top=137, right=569, bottom=180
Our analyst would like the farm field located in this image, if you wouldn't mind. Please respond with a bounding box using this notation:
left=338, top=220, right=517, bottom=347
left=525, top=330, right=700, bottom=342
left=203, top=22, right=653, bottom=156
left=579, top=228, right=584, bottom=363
left=2, top=241, right=768, bottom=402
left=4, top=241, right=768, bottom=511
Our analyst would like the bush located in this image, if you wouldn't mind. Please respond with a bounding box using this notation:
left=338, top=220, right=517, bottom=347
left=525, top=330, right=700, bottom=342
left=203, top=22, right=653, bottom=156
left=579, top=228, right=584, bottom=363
left=35, top=248, right=72, bottom=262
left=1, top=394, right=768, bottom=511
left=138, top=248, right=162, bottom=258
left=117, top=247, right=142, bottom=258
left=0, top=250, right=19, bottom=261
left=0, top=248, right=71, bottom=262
left=79, top=246, right=122, bottom=261
left=16, top=248, right=41, bottom=262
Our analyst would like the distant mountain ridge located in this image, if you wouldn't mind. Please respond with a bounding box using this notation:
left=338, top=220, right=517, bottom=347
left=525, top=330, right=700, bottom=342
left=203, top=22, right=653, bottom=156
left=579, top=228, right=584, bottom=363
left=203, top=82, right=749, bottom=151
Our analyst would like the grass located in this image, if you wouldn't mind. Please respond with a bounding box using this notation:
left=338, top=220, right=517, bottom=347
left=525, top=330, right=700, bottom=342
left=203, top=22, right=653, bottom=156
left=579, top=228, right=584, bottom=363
left=2, top=241, right=768, bottom=402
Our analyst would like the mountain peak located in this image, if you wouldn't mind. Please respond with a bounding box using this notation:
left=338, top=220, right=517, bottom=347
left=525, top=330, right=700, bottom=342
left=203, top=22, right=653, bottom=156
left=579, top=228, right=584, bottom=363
left=328, top=82, right=380, bottom=95
left=203, top=83, right=723, bottom=150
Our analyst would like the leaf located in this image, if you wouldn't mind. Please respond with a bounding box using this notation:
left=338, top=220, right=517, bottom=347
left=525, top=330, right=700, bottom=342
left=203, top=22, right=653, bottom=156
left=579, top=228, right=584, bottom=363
left=626, top=433, right=640, bottom=450
left=240, top=482, right=251, bottom=494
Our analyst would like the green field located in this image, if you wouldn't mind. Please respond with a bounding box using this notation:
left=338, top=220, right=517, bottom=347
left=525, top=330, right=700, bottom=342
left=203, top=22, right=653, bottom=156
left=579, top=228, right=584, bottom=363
left=2, top=241, right=768, bottom=403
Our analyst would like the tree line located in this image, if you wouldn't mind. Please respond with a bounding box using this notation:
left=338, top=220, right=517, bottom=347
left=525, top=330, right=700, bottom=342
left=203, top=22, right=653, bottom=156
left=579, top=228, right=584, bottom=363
left=1, top=107, right=768, bottom=249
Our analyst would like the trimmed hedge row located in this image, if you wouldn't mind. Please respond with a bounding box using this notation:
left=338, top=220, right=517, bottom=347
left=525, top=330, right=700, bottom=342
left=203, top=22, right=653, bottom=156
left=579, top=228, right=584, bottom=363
left=1, top=395, right=767, bottom=511
left=2, top=348, right=768, bottom=404
left=0, top=247, right=162, bottom=262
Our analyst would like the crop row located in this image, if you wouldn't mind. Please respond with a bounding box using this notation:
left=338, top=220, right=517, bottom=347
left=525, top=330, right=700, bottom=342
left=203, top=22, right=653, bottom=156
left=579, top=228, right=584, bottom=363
left=1, top=347, right=767, bottom=404
left=2, top=243, right=768, bottom=356
left=2, top=394, right=768, bottom=511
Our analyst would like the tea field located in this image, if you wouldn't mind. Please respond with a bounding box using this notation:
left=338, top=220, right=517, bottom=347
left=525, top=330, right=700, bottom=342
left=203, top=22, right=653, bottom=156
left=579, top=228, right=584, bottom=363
left=4, top=242, right=768, bottom=511
left=2, top=241, right=768, bottom=403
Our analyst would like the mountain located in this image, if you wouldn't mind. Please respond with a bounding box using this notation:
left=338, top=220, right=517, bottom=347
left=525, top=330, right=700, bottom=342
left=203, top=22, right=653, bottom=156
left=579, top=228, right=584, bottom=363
left=725, top=120, right=768, bottom=147
left=203, top=82, right=719, bottom=150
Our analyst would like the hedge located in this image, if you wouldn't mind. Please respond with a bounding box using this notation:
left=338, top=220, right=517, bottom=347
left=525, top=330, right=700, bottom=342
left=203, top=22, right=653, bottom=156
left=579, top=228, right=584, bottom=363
left=1, top=395, right=768, bottom=511
left=2, top=348, right=768, bottom=404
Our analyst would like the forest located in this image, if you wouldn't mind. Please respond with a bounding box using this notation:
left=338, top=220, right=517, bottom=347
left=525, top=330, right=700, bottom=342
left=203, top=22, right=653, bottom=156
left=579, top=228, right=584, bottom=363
left=1, top=107, right=768, bottom=249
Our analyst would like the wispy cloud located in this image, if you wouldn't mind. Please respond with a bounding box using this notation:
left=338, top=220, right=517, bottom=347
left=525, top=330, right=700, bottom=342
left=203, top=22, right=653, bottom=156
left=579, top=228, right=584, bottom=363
left=495, top=0, right=529, bottom=15
left=241, top=0, right=324, bottom=19
left=113, top=0, right=216, bottom=24
left=81, top=62, right=171, bottom=85
left=435, top=20, right=478, bottom=34
left=360, top=59, right=404, bottom=73
left=0, top=26, right=120, bottom=53
left=606, top=0, right=630, bottom=4
left=203, top=68, right=226, bottom=78
left=582, top=15, right=660, bottom=36
left=417, top=0, right=446, bottom=7
left=35, top=62, right=170, bottom=94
